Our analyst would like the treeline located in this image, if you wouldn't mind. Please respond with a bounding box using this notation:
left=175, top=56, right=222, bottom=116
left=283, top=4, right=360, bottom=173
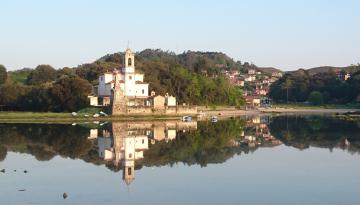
left=0, top=49, right=245, bottom=112
left=268, top=68, right=360, bottom=105
left=0, top=65, right=92, bottom=112
left=100, top=49, right=257, bottom=76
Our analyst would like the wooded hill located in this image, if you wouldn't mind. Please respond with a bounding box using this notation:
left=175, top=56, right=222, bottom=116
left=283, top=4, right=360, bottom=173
left=1, top=49, right=257, bottom=112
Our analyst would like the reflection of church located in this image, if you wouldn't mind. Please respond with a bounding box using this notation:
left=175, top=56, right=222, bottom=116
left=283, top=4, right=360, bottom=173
left=90, top=121, right=198, bottom=186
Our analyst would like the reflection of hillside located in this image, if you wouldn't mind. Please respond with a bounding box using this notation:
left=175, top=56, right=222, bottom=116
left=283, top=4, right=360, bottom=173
left=142, top=117, right=281, bottom=168
left=2, top=115, right=359, bottom=187
left=240, top=115, right=282, bottom=148
left=269, top=116, right=360, bottom=153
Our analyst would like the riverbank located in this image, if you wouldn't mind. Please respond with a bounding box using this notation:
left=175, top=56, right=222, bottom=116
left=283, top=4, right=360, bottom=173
left=0, top=112, right=190, bottom=123
left=1, top=107, right=359, bottom=123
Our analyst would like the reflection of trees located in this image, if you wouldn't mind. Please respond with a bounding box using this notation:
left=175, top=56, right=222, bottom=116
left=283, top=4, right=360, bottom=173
left=2, top=116, right=359, bottom=171
left=143, top=119, right=248, bottom=167
left=0, top=146, right=7, bottom=161
left=269, top=116, right=360, bottom=153
left=0, top=124, right=92, bottom=160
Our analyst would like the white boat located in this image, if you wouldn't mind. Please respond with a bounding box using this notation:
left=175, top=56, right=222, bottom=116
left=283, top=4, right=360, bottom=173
left=211, top=116, right=218, bottom=123
left=182, top=116, right=192, bottom=122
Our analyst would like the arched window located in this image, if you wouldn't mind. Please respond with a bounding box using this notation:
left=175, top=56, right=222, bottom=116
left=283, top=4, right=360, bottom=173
left=128, top=58, right=132, bottom=66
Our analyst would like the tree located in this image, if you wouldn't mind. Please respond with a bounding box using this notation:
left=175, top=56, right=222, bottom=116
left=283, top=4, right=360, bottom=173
left=282, top=79, right=293, bottom=103
left=0, top=65, right=7, bottom=85
left=51, top=76, right=92, bottom=112
left=308, top=91, right=324, bottom=105
left=27, top=65, right=57, bottom=85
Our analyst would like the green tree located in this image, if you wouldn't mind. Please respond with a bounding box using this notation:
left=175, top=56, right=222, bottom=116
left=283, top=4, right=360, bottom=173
left=0, top=65, right=7, bottom=85
left=50, top=76, right=92, bottom=112
left=308, top=91, right=324, bottom=105
left=27, top=64, right=57, bottom=85
left=282, top=79, right=293, bottom=103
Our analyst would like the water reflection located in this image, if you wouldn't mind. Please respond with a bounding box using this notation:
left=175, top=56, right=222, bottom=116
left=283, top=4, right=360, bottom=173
left=89, top=121, right=197, bottom=185
left=240, top=115, right=282, bottom=148
left=1, top=115, right=360, bottom=186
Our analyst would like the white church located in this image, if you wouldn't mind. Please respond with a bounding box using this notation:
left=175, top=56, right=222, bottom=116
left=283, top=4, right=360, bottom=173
left=90, top=48, right=149, bottom=106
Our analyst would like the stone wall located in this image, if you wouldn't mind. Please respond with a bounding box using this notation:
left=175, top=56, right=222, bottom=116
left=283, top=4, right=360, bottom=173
left=126, top=106, right=153, bottom=114
left=175, top=106, right=198, bottom=115
left=112, top=104, right=197, bottom=116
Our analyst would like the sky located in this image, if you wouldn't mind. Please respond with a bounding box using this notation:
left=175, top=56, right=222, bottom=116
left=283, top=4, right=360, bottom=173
left=0, top=0, right=359, bottom=71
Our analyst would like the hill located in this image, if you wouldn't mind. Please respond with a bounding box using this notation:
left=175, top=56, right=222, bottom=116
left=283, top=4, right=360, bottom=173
left=256, top=67, right=283, bottom=75
left=306, top=66, right=359, bottom=75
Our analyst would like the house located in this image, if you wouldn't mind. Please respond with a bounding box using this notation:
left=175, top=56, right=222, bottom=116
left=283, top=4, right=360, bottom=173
left=151, top=95, right=165, bottom=110
left=244, top=74, right=256, bottom=82
left=248, top=69, right=256, bottom=75
left=165, top=94, right=177, bottom=106
left=256, top=88, right=268, bottom=96
left=272, top=72, right=283, bottom=78
left=245, top=96, right=261, bottom=107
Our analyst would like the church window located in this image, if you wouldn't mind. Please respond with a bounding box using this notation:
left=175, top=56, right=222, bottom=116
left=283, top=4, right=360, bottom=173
left=128, top=58, right=132, bottom=66
left=128, top=167, right=132, bottom=175
left=129, top=75, right=132, bottom=80
left=129, top=153, right=132, bottom=158
left=142, top=139, right=145, bottom=144
left=142, top=89, right=144, bottom=94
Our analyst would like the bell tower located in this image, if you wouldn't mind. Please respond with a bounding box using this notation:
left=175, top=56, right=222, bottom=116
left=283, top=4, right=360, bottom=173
left=123, top=48, right=135, bottom=96
left=124, top=48, right=135, bottom=70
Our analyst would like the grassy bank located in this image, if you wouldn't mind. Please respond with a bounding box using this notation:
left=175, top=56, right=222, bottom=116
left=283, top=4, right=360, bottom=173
left=0, top=111, right=194, bottom=123
left=272, top=103, right=360, bottom=109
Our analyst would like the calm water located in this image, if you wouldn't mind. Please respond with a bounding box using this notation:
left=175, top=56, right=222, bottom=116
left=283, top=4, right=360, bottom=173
left=1, top=115, right=360, bottom=205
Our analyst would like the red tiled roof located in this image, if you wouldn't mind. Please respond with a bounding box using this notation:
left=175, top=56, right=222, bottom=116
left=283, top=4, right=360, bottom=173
left=135, top=81, right=148, bottom=84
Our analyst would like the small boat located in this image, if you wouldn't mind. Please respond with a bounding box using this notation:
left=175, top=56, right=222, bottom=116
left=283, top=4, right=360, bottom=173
left=211, top=116, right=218, bottom=123
left=182, top=116, right=192, bottom=122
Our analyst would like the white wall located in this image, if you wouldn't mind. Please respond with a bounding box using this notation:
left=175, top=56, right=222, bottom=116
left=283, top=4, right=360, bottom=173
left=134, top=74, right=144, bottom=82
left=98, top=73, right=113, bottom=96
left=135, top=84, right=149, bottom=97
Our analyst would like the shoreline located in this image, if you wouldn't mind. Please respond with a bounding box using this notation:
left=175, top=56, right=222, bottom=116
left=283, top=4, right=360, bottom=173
left=0, top=108, right=359, bottom=123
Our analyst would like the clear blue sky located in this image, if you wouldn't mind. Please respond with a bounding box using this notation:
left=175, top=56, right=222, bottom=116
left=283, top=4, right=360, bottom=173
left=1, top=0, right=359, bottom=71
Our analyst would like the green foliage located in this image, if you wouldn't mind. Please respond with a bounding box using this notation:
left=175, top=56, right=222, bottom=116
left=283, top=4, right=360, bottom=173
left=8, top=68, right=31, bottom=84
left=269, top=68, right=360, bottom=104
left=0, top=64, right=7, bottom=85
left=0, top=124, right=92, bottom=160
left=0, top=76, right=91, bottom=112
left=269, top=115, right=360, bottom=152
left=27, top=64, right=57, bottom=85
left=143, top=119, right=246, bottom=167
left=50, top=76, right=92, bottom=112
left=308, top=91, right=324, bottom=105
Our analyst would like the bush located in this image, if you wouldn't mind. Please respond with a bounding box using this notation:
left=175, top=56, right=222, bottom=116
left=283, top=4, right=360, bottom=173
left=308, top=91, right=324, bottom=105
